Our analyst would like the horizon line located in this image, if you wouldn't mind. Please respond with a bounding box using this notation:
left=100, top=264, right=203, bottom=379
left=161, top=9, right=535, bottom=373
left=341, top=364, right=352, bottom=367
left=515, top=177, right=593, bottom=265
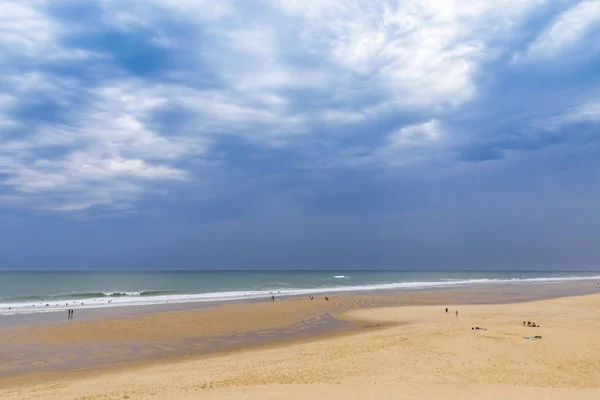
left=1, top=268, right=599, bottom=272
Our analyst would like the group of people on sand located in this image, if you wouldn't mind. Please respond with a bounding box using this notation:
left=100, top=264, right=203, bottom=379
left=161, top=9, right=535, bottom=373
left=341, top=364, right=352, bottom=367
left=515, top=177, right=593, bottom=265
left=271, top=295, right=329, bottom=301
left=523, top=320, right=540, bottom=327
left=445, top=307, right=459, bottom=317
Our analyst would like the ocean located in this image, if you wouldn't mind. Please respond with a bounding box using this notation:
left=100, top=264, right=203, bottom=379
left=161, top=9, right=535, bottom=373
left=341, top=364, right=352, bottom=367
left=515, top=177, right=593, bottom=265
left=1, top=270, right=599, bottom=315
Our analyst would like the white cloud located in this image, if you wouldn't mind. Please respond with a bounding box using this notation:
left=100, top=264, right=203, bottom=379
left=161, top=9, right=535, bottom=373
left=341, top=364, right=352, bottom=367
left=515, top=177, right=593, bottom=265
left=523, top=1, right=600, bottom=60
left=269, top=0, right=544, bottom=110
left=1, top=0, right=310, bottom=211
left=0, top=1, right=55, bottom=55
left=561, top=101, right=600, bottom=124
left=175, top=89, right=307, bottom=136
left=320, top=110, right=366, bottom=124
left=98, top=0, right=233, bottom=33
left=0, top=148, right=177, bottom=211
left=0, top=93, right=18, bottom=129
left=206, top=23, right=334, bottom=112
left=0, top=80, right=203, bottom=210
left=149, top=0, right=232, bottom=21
left=0, top=1, right=101, bottom=61
left=387, top=119, right=443, bottom=148
left=0, top=93, right=16, bottom=109
left=371, top=119, right=447, bottom=167
left=0, top=70, right=311, bottom=210
left=537, top=100, right=600, bottom=130
left=0, top=116, right=18, bottom=129
left=4, top=154, right=186, bottom=194
left=330, top=119, right=447, bottom=169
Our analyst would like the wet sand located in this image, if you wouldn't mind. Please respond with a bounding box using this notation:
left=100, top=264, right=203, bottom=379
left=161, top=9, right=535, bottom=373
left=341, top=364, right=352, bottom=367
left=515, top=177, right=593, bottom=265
left=3, top=278, right=595, bottom=328
left=1, top=281, right=599, bottom=399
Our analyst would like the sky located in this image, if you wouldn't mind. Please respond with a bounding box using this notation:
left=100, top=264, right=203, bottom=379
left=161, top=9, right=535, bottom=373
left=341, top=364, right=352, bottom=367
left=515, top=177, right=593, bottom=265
left=1, top=0, right=599, bottom=270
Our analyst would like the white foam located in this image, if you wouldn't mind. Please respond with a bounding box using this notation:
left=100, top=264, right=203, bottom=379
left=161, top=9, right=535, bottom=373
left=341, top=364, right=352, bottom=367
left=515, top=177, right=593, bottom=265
left=1, top=274, right=599, bottom=316
left=102, top=291, right=141, bottom=296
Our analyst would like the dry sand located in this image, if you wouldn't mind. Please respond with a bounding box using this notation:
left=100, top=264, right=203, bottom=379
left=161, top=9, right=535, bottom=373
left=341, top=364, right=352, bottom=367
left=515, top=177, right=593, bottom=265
left=1, top=291, right=600, bottom=399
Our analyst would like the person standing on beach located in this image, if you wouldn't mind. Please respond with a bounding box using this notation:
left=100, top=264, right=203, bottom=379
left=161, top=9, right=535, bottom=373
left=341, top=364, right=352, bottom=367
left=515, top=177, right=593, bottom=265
left=445, top=308, right=448, bottom=314
left=455, top=310, right=459, bottom=317
left=271, top=295, right=275, bottom=301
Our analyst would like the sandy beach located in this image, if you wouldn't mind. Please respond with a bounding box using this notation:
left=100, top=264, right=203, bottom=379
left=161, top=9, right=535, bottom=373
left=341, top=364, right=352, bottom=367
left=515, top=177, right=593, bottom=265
left=1, top=284, right=600, bottom=399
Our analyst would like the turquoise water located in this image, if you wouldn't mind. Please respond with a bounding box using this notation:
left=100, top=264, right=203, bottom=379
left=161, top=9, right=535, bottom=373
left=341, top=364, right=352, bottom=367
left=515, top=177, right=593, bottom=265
left=1, top=270, right=599, bottom=315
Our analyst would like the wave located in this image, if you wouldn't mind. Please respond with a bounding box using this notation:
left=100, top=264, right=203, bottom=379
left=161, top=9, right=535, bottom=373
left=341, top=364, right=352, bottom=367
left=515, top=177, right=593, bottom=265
left=3, top=290, right=182, bottom=302
left=66, top=290, right=180, bottom=298
left=333, top=275, right=349, bottom=279
left=102, top=291, right=141, bottom=297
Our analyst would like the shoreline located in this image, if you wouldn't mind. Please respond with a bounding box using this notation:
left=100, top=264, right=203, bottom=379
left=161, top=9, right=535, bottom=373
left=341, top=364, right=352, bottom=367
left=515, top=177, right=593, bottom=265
left=3, top=271, right=599, bottom=319
left=0, top=280, right=598, bottom=385
left=1, top=278, right=597, bottom=327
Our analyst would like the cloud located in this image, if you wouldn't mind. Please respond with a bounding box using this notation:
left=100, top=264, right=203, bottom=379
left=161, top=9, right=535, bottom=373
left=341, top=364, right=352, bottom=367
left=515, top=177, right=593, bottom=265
left=329, top=119, right=447, bottom=169
left=535, top=99, right=600, bottom=130
left=148, top=0, right=232, bottom=21
left=173, top=88, right=307, bottom=138
left=0, top=79, right=200, bottom=210
left=269, top=0, right=544, bottom=110
left=456, top=94, right=600, bottom=164
left=0, top=94, right=18, bottom=129
left=521, top=1, right=600, bottom=61
left=0, top=1, right=59, bottom=56
left=2, top=1, right=600, bottom=272
left=0, top=0, right=597, bottom=214
left=556, top=100, right=600, bottom=124
left=320, top=109, right=366, bottom=124
left=374, top=119, right=448, bottom=166
left=387, top=119, right=442, bottom=147
left=0, top=0, right=100, bottom=61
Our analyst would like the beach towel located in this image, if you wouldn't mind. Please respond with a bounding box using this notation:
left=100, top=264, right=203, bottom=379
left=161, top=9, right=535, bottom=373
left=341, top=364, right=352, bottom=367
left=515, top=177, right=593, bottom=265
left=524, top=336, right=544, bottom=340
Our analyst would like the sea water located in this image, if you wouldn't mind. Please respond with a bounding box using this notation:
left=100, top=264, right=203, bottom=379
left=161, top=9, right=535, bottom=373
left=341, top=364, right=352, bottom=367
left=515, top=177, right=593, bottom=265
left=1, top=270, right=599, bottom=315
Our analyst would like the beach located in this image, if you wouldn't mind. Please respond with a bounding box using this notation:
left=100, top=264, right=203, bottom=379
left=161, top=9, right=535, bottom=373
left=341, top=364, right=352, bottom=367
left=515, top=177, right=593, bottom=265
left=1, top=282, right=600, bottom=399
